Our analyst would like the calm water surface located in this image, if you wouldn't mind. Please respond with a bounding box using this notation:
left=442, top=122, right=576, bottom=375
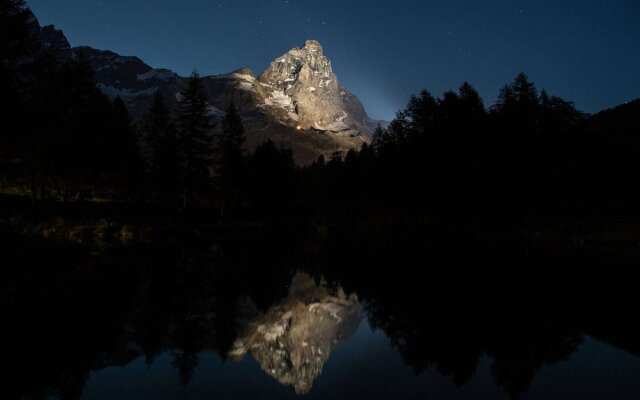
left=82, top=322, right=640, bottom=400
left=3, top=228, right=640, bottom=399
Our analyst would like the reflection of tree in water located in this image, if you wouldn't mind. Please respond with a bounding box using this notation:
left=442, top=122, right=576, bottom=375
left=303, top=225, right=634, bottom=399
left=367, top=304, right=583, bottom=399
left=172, top=350, right=199, bottom=386
left=489, top=326, right=583, bottom=399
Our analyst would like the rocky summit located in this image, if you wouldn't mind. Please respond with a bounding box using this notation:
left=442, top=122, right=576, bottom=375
left=34, top=15, right=383, bottom=164
left=259, top=40, right=378, bottom=135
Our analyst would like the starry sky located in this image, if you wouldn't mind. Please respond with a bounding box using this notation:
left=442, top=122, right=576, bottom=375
left=27, top=0, right=640, bottom=121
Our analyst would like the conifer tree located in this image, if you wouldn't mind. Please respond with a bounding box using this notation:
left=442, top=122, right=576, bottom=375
left=0, top=0, right=34, bottom=71
left=176, top=71, right=212, bottom=206
left=0, top=0, right=34, bottom=170
left=110, top=97, right=142, bottom=192
left=215, top=103, right=246, bottom=216
left=247, top=140, right=296, bottom=216
left=141, top=91, right=180, bottom=200
left=217, top=103, right=245, bottom=182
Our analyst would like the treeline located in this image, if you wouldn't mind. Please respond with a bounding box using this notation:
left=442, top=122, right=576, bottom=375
left=300, top=75, right=586, bottom=222
left=303, top=77, right=640, bottom=223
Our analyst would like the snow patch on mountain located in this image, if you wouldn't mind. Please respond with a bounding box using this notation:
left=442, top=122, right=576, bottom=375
left=288, top=112, right=300, bottom=122
left=97, top=83, right=159, bottom=101
left=265, top=90, right=294, bottom=109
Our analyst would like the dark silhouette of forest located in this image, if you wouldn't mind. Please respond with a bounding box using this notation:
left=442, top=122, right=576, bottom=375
left=2, top=0, right=640, bottom=228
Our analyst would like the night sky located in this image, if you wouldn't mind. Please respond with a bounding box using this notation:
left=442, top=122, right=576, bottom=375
left=28, top=0, right=640, bottom=121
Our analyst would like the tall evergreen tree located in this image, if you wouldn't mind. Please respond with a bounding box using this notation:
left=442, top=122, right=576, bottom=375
left=176, top=71, right=213, bottom=206
left=109, top=97, right=142, bottom=193
left=0, top=0, right=35, bottom=164
left=0, top=0, right=34, bottom=71
left=247, top=140, right=296, bottom=217
left=215, top=103, right=246, bottom=216
left=406, top=90, right=438, bottom=137
left=539, top=89, right=581, bottom=135
left=217, top=103, right=245, bottom=179
left=141, top=91, right=180, bottom=200
left=496, top=73, right=540, bottom=133
left=458, top=82, right=485, bottom=121
left=371, top=124, right=391, bottom=154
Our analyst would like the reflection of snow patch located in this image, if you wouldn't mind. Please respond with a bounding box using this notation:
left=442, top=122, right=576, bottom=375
left=259, top=323, right=286, bottom=342
left=321, top=302, right=344, bottom=322
left=228, top=339, right=247, bottom=358
left=207, top=105, right=225, bottom=117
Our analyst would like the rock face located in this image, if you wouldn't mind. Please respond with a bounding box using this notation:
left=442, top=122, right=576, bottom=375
left=33, top=13, right=383, bottom=163
left=260, top=40, right=353, bottom=133
left=229, top=272, right=363, bottom=394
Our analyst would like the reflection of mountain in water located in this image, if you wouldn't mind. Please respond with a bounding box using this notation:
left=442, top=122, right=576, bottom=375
left=229, top=272, right=363, bottom=394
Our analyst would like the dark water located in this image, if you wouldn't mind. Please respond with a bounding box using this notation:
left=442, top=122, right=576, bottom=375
left=2, top=225, right=640, bottom=399
left=80, top=325, right=640, bottom=400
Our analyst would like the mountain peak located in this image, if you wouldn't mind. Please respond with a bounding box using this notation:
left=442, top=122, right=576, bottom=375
left=303, top=39, right=323, bottom=55
left=258, top=40, right=344, bottom=131
left=256, top=39, right=380, bottom=136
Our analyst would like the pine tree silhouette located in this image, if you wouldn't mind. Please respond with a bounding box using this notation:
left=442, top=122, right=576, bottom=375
left=141, top=91, right=180, bottom=202
left=176, top=71, right=213, bottom=207
left=215, top=103, right=246, bottom=218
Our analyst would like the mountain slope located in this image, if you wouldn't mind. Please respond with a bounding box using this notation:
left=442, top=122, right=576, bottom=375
left=34, top=16, right=381, bottom=164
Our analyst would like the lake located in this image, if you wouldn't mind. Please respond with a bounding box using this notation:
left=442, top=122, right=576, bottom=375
left=3, top=225, right=640, bottom=399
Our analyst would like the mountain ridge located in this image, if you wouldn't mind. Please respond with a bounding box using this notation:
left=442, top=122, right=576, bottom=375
left=33, top=14, right=382, bottom=164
